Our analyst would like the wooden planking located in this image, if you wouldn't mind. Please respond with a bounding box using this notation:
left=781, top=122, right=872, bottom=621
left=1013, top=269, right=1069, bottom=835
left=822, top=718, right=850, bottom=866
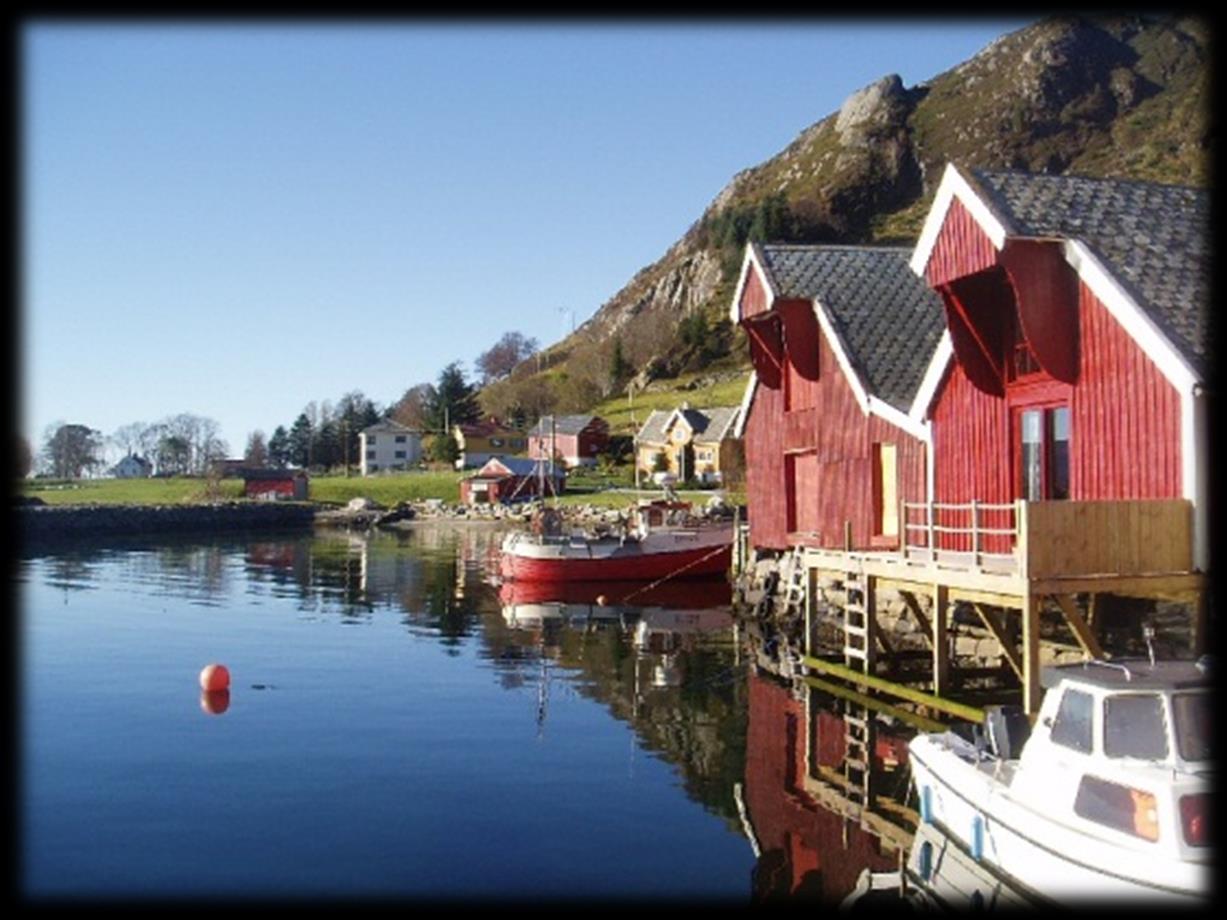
left=1024, top=499, right=1193, bottom=577
left=923, top=197, right=999, bottom=288
left=1072, top=281, right=1182, bottom=501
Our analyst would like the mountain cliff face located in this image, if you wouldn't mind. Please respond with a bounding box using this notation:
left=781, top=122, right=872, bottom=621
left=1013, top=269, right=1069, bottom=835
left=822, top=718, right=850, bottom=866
left=502, top=14, right=1210, bottom=407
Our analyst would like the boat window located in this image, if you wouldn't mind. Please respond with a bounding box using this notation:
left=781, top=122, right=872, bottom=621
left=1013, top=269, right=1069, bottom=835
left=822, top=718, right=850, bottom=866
left=1172, top=692, right=1211, bottom=762
left=1104, top=694, right=1168, bottom=760
left=1074, top=775, right=1160, bottom=842
left=1049, top=687, right=1093, bottom=754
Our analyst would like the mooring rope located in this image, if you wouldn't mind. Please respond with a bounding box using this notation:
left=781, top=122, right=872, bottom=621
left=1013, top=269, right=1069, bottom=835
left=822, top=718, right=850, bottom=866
left=616, top=542, right=730, bottom=606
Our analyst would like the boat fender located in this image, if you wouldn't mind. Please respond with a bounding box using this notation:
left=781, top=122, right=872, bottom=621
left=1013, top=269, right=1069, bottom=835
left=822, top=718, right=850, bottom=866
left=919, top=785, right=933, bottom=825
left=970, top=814, right=984, bottom=861
left=917, top=841, right=933, bottom=882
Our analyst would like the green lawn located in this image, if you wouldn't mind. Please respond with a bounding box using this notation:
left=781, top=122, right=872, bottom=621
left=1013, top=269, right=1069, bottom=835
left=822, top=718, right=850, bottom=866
left=21, top=477, right=246, bottom=505
left=591, top=368, right=751, bottom=436
left=308, top=471, right=465, bottom=506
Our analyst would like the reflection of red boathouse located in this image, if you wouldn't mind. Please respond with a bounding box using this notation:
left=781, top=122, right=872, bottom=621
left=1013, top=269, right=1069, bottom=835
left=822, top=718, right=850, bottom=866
left=742, top=672, right=913, bottom=903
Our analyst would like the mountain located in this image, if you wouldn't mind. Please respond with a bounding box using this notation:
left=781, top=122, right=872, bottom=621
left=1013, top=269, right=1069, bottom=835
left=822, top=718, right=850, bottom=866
left=479, top=14, right=1210, bottom=421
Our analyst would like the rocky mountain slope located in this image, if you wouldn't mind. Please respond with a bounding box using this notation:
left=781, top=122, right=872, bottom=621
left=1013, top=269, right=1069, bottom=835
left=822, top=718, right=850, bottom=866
left=484, top=14, right=1210, bottom=415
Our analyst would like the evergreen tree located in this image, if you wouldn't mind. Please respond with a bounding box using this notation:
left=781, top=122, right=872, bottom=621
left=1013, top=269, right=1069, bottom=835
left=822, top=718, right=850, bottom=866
left=267, top=425, right=290, bottom=468
left=428, top=362, right=482, bottom=432
left=288, top=413, right=313, bottom=468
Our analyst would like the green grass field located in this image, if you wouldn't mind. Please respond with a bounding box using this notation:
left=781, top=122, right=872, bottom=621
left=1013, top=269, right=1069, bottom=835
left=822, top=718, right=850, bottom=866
left=590, top=368, right=750, bottom=436
left=21, top=477, right=246, bottom=505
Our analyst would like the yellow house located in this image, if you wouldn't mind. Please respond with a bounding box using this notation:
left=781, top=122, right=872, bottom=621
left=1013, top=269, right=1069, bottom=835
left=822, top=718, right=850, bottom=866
left=634, top=404, right=741, bottom=484
left=452, top=419, right=528, bottom=470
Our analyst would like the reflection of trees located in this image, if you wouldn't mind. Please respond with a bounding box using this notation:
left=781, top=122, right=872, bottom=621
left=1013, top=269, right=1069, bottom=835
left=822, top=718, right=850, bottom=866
left=481, top=601, right=748, bottom=829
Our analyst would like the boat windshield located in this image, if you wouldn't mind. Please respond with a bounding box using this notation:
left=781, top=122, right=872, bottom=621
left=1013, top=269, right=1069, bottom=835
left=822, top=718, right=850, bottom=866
left=1103, top=694, right=1168, bottom=760
left=1172, top=692, right=1211, bottom=762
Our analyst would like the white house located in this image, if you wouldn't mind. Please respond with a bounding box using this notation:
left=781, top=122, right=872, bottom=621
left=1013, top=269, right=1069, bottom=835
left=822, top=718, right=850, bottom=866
left=110, top=454, right=153, bottom=479
left=360, top=420, right=423, bottom=475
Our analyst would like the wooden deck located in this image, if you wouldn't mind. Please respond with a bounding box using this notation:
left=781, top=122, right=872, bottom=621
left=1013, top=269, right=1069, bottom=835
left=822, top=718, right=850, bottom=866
left=786, top=498, right=1206, bottom=716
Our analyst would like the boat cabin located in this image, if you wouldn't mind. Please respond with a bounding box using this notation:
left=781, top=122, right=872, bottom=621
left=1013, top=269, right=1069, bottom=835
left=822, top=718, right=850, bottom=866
left=1009, top=658, right=1210, bottom=857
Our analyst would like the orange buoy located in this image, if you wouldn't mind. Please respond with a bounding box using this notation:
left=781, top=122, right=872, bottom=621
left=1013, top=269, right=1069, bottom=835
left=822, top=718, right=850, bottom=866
left=199, top=663, right=231, bottom=692
left=200, top=689, right=230, bottom=715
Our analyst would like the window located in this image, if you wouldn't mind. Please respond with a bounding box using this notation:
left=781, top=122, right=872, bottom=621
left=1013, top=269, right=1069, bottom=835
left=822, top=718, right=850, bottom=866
left=490, top=438, right=503, bottom=447
left=1074, top=775, right=1160, bottom=842
left=368, top=435, right=376, bottom=445
left=394, top=450, right=406, bottom=459
left=366, top=450, right=376, bottom=460
left=1018, top=405, right=1070, bottom=500
left=1050, top=687, right=1093, bottom=753
left=395, top=435, right=406, bottom=443
left=1173, top=692, right=1211, bottom=762
left=1104, top=695, right=1168, bottom=760
left=369, top=463, right=379, bottom=472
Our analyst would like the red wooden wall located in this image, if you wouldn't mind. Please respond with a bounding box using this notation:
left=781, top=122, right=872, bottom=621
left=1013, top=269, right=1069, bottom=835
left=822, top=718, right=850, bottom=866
left=742, top=302, right=926, bottom=551
left=928, top=259, right=1183, bottom=535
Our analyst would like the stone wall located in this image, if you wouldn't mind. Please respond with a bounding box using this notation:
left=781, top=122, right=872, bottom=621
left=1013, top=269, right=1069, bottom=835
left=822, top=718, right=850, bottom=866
left=17, top=502, right=317, bottom=543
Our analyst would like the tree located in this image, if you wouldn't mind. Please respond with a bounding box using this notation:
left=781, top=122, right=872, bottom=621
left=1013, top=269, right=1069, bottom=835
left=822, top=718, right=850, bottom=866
left=267, top=425, right=290, bottom=468
left=110, top=421, right=151, bottom=459
left=42, top=423, right=104, bottom=479
left=155, top=434, right=191, bottom=476
left=391, top=383, right=436, bottom=430
left=476, top=331, right=539, bottom=383
left=335, top=390, right=381, bottom=471
left=244, top=430, right=269, bottom=467
left=610, top=336, right=631, bottom=390
left=428, top=362, right=482, bottom=432
left=288, top=413, right=313, bottom=468
left=426, top=433, right=459, bottom=465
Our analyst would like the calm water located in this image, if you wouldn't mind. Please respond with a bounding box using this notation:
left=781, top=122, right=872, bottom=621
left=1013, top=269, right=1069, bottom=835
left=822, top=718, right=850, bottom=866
left=20, top=524, right=758, bottom=902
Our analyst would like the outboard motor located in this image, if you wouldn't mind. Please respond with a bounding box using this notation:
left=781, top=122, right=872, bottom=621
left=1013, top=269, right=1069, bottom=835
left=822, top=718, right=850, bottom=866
left=983, top=704, right=1031, bottom=760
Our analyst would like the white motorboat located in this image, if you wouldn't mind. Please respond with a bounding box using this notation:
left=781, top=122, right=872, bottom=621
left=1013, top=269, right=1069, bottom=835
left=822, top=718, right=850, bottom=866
left=908, top=656, right=1212, bottom=906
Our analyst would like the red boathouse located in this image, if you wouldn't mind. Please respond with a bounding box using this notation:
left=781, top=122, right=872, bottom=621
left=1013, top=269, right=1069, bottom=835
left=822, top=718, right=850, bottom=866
left=730, top=244, right=947, bottom=552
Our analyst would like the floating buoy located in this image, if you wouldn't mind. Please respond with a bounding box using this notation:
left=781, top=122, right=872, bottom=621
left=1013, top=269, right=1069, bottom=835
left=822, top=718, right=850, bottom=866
left=200, top=689, right=230, bottom=715
left=199, top=663, right=230, bottom=692
left=596, top=595, right=608, bottom=607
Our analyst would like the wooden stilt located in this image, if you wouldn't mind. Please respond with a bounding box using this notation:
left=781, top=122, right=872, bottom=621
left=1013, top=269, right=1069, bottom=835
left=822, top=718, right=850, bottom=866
left=1051, top=593, right=1105, bottom=660
left=932, top=583, right=949, bottom=699
left=1022, top=591, right=1042, bottom=716
left=971, top=603, right=1024, bottom=682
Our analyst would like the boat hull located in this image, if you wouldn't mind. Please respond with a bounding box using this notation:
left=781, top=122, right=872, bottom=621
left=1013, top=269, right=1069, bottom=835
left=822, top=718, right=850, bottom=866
left=908, top=734, right=1209, bottom=905
left=500, top=528, right=732, bottom=582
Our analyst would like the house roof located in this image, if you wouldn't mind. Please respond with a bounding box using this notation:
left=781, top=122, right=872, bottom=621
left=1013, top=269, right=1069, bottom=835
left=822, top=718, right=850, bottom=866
left=966, top=168, right=1209, bottom=377
left=362, top=419, right=420, bottom=435
left=530, top=414, right=605, bottom=437
left=635, top=405, right=741, bottom=445
left=243, top=467, right=307, bottom=481
left=471, top=456, right=564, bottom=479
left=755, top=244, right=948, bottom=412
left=456, top=419, right=520, bottom=438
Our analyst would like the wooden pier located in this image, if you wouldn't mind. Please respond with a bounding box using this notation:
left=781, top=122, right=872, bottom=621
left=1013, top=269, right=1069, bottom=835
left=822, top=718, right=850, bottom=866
left=787, top=497, right=1206, bottom=716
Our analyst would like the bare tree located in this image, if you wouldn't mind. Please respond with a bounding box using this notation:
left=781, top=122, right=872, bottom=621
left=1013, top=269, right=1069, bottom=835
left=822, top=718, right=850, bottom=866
left=476, top=331, right=540, bottom=383
left=390, top=383, right=436, bottom=430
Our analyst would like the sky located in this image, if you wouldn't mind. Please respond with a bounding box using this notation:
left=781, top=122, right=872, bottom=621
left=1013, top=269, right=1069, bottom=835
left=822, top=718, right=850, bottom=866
left=22, top=18, right=1031, bottom=464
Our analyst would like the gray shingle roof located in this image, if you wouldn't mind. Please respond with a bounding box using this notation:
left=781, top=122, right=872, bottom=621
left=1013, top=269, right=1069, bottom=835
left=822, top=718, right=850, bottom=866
left=756, top=244, right=948, bottom=412
left=531, top=414, right=602, bottom=437
left=635, top=406, right=741, bottom=444
left=969, top=168, right=1209, bottom=377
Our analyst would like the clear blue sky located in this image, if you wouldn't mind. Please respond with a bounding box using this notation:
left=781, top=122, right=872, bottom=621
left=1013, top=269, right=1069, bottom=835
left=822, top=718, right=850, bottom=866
left=23, top=18, right=1030, bottom=461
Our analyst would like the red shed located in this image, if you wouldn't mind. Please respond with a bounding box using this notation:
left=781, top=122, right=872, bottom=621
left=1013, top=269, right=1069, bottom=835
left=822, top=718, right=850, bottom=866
left=459, top=456, right=564, bottom=505
left=909, top=164, right=1209, bottom=569
left=243, top=467, right=309, bottom=501
left=527, top=414, right=610, bottom=468
left=730, top=244, right=947, bottom=552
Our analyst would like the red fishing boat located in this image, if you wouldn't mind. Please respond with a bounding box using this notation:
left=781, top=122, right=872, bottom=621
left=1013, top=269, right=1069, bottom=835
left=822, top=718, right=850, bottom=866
left=499, top=499, right=733, bottom=583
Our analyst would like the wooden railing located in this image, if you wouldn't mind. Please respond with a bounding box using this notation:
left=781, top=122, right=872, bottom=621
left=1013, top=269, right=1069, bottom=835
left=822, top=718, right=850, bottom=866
left=901, top=500, right=1019, bottom=572
left=899, top=498, right=1194, bottom=579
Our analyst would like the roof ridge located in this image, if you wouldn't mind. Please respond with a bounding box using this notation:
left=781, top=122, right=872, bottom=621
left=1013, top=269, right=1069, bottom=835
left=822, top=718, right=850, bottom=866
left=971, top=166, right=1206, bottom=196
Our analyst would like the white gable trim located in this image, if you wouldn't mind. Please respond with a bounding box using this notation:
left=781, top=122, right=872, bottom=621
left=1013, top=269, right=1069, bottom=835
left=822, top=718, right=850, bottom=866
left=811, top=299, right=870, bottom=415
left=908, top=330, right=953, bottom=422
left=867, top=396, right=929, bottom=442
left=733, top=372, right=757, bottom=438
left=729, top=244, right=777, bottom=323
left=1187, top=388, right=1209, bottom=572
left=1062, top=239, right=1199, bottom=391
left=909, top=163, right=1009, bottom=277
